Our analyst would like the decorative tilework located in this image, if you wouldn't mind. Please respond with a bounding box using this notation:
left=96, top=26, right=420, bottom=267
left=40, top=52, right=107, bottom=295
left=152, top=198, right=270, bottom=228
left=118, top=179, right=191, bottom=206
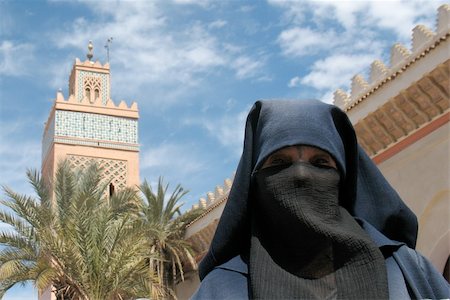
left=55, top=110, right=138, bottom=144
left=77, top=71, right=109, bottom=105
left=67, top=155, right=128, bottom=190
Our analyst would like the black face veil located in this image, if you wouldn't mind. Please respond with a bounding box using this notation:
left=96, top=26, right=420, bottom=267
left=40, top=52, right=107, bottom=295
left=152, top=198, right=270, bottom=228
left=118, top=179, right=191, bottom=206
left=198, top=99, right=418, bottom=298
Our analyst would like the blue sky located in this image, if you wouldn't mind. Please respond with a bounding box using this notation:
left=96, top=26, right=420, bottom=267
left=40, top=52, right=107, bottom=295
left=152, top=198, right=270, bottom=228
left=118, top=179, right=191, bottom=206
left=0, top=0, right=446, bottom=298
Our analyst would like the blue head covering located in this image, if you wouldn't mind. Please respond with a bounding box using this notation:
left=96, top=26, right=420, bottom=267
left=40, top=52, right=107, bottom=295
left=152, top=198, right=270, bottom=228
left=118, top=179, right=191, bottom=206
left=199, top=99, right=418, bottom=280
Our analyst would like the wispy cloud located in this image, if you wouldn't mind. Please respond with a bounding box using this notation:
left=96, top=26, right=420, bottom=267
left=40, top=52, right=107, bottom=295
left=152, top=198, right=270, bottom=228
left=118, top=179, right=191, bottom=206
left=231, top=55, right=265, bottom=80
left=0, top=120, right=41, bottom=196
left=0, top=41, right=35, bottom=77
left=273, top=0, right=447, bottom=53
left=277, top=27, right=337, bottom=57
left=288, top=76, right=301, bottom=88
left=183, top=109, right=248, bottom=156
left=306, top=0, right=442, bottom=41
left=209, top=19, right=227, bottom=29
left=171, top=0, right=212, bottom=7
left=49, top=1, right=266, bottom=107
left=271, top=0, right=442, bottom=100
left=141, top=142, right=206, bottom=175
left=360, top=1, right=444, bottom=40
left=301, top=53, right=376, bottom=91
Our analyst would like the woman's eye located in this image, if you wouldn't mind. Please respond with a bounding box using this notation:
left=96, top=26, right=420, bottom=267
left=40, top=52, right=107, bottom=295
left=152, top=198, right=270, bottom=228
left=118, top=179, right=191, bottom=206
left=263, top=156, right=291, bottom=168
left=312, top=157, right=335, bottom=169
left=271, top=158, right=287, bottom=165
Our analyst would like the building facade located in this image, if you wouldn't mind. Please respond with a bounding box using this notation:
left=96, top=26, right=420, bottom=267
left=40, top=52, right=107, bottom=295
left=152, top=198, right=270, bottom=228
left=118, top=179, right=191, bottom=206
left=39, top=43, right=140, bottom=300
left=177, top=4, right=450, bottom=299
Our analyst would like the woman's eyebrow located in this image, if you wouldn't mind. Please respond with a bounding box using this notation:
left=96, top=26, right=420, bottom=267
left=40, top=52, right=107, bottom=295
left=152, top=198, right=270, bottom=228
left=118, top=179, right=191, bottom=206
left=314, top=153, right=331, bottom=158
left=267, top=154, right=284, bottom=162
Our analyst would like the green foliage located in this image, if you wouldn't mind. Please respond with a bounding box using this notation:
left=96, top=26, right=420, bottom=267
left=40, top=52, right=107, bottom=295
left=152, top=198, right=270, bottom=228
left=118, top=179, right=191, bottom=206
left=0, top=161, right=168, bottom=300
left=139, top=178, right=204, bottom=295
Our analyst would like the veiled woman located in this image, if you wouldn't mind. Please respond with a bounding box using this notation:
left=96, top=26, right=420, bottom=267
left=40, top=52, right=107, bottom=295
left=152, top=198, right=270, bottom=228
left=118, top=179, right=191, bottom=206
left=192, top=99, right=449, bottom=299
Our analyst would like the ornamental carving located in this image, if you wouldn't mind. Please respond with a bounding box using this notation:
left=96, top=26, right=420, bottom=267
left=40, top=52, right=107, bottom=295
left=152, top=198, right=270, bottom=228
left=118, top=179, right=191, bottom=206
left=67, top=155, right=128, bottom=190
left=83, top=76, right=102, bottom=104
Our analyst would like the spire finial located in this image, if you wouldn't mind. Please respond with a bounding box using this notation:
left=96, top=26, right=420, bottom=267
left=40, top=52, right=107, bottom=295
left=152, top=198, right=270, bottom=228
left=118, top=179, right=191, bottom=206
left=87, top=40, right=94, bottom=61
left=105, top=37, right=113, bottom=63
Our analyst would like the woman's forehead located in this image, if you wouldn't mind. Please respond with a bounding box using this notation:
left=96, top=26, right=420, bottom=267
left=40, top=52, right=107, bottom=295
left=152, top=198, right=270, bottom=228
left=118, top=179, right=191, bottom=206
left=270, top=145, right=333, bottom=157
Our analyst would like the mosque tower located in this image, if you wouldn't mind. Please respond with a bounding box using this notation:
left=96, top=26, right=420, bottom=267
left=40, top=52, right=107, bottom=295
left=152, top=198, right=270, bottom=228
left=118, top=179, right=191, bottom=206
left=39, top=41, right=140, bottom=300
left=41, top=41, right=140, bottom=199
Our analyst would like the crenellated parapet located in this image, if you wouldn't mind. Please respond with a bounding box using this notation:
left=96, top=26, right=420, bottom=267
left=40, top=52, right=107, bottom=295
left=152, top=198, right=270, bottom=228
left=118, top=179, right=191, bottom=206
left=184, top=174, right=235, bottom=261
left=43, top=88, right=139, bottom=143
left=187, top=174, right=235, bottom=214
left=333, top=4, right=450, bottom=112
left=53, top=89, right=139, bottom=119
left=74, top=57, right=110, bottom=69
left=332, top=4, right=450, bottom=160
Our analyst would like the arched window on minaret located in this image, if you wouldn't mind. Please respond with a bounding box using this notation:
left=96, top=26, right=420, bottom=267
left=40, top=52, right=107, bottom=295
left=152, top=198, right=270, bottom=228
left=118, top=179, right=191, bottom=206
left=95, top=89, right=100, bottom=101
left=109, top=183, right=115, bottom=197
left=85, top=87, right=91, bottom=101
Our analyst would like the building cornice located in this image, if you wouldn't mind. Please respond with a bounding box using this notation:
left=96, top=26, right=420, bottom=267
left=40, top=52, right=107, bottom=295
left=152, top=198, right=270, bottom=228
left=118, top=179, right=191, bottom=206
left=334, top=4, right=450, bottom=112
left=353, top=59, right=449, bottom=157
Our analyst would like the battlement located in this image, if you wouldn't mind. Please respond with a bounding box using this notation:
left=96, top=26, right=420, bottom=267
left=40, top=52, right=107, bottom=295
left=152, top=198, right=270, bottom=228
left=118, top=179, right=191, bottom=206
left=334, top=4, right=450, bottom=111
left=55, top=90, right=138, bottom=114
left=186, top=174, right=234, bottom=226
left=190, top=175, right=234, bottom=211
left=73, top=57, right=110, bottom=70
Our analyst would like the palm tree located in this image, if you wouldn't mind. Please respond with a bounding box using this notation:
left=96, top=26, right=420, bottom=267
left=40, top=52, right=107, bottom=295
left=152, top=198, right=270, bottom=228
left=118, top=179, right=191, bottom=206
left=139, top=178, right=203, bottom=296
left=0, top=160, right=165, bottom=300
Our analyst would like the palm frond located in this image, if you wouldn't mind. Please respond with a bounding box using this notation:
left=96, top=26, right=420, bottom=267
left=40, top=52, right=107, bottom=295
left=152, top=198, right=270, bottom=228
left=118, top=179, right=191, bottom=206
left=139, top=176, right=203, bottom=295
left=26, top=169, right=50, bottom=211
left=1, top=188, right=41, bottom=230
left=0, top=210, right=33, bottom=240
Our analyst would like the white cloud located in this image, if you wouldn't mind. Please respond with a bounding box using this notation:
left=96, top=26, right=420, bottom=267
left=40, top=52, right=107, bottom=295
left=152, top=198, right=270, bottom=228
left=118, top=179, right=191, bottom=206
left=0, top=120, right=41, bottom=196
left=0, top=6, right=15, bottom=37
left=231, top=55, right=265, bottom=79
left=239, top=5, right=255, bottom=13
left=288, top=76, right=301, bottom=88
left=272, top=0, right=435, bottom=99
left=48, top=1, right=266, bottom=107
left=363, top=0, right=445, bottom=40
left=309, top=1, right=369, bottom=30
left=318, top=90, right=335, bottom=105
left=46, top=55, right=75, bottom=90
left=184, top=109, right=248, bottom=156
left=182, top=34, right=226, bottom=68
left=225, top=98, right=237, bottom=111
left=297, top=53, right=378, bottom=104
left=209, top=19, right=227, bottom=29
left=141, top=143, right=206, bottom=175
left=301, top=53, right=375, bottom=91
left=172, top=0, right=211, bottom=7
left=271, top=0, right=445, bottom=50
left=277, top=27, right=336, bottom=57
left=0, top=41, right=34, bottom=76
left=267, top=0, right=307, bottom=24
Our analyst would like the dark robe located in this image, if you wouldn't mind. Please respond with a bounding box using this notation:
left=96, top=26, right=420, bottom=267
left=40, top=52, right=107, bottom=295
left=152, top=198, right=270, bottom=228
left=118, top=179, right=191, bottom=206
left=194, top=99, right=449, bottom=299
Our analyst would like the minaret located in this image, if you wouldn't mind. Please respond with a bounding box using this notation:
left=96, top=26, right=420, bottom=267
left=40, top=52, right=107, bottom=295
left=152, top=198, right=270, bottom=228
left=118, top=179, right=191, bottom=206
left=41, top=42, right=140, bottom=196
